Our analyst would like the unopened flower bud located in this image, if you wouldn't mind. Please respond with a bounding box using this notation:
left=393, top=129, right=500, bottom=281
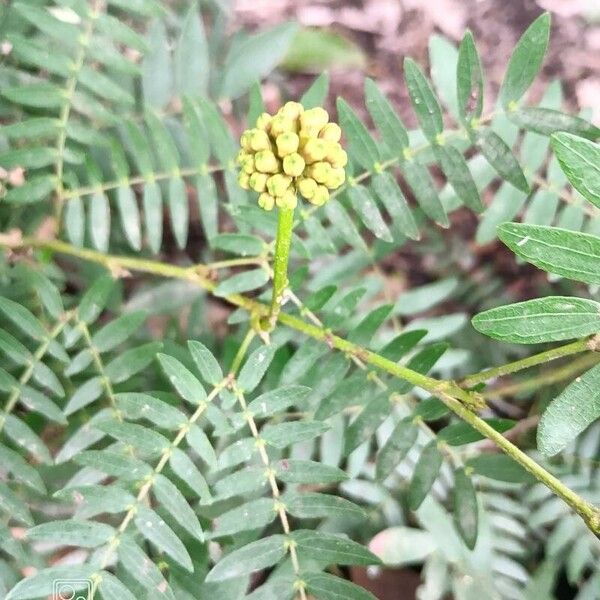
left=276, top=188, right=298, bottom=209
left=302, top=138, right=328, bottom=163
left=238, top=172, right=250, bottom=190
left=319, top=123, right=342, bottom=142
left=241, top=155, right=255, bottom=174
left=270, top=115, right=296, bottom=137
left=283, top=153, right=305, bottom=177
left=250, top=129, right=271, bottom=152
left=249, top=172, right=268, bottom=192
left=300, top=107, right=329, bottom=132
left=326, top=167, right=346, bottom=189
left=276, top=132, right=300, bottom=157
left=297, top=177, right=318, bottom=199
left=280, top=101, right=304, bottom=120
left=328, top=146, right=348, bottom=169
left=254, top=150, right=279, bottom=174
left=311, top=185, right=330, bottom=206
left=240, top=131, right=253, bottom=151
left=258, top=193, right=275, bottom=211
left=256, top=112, right=272, bottom=130
left=308, top=161, right=331, bottom=184
left=237, top=149, right=248, bottom=164
left=266, top=174, right=292, bottom=197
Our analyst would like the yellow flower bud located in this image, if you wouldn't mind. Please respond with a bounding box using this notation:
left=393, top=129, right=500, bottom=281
left=250, top=129, right=271, bottom=152
left=266, top=174, right=292, bottom=197
left=254, top=150, right=279, bottom=174
left=280, top=101, right=304, bottom=120
left=328, top=146, right=348, bottom=169
left=311, top=185, right=330, bottom=206
left=258, top=193, right=275, bottom=211
left=238, top=172, right=250, bottom=190
left=300, top=107, right=329, bottom=132
left=249, top=172, right=268, bottom=192
left=237, top=149, right=248, bottom=165
left=297, top=177, right=318, bottom=199
left=302, top=139, right=328, bottom=163
left=326, top=167, right=345, bottom=190
left=283, top=153, right=305, bottom=177
left=270, top=115, right=296, bottom=137
left=276, top=188, right=298, bottom=210
left=308, top=161, right=331, bottom=184
left=240, top=130, right=253, bottom=151
left=319, top=123, right=342, bottom=142
left=256, top=112, right=272, bottom=130
left=276, top=132, right=300, bottom=157
left=242, top=155, right=255, bottom=174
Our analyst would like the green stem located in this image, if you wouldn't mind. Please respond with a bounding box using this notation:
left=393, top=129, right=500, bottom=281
left=482, top=352, right=600, bottom=399
left=5, top=236, right=600, bottom=533
left=268, top=207, right=294, bottom=330
left=438, top=390, right=600, bottom=533
left=461, top=338, right=591, bottom=387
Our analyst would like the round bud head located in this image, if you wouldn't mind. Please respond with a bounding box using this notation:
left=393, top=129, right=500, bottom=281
left=254, top=150, right=279, bottom=174
left=280, top=101, right=304, bottom=120
left=270, top=115, right=296, bottom=137
left=241, top=155, right=255, bottom=174
left=258, top=193, right=275, bottom=211
left=300, top=107, right=329, bottom=132
left=326, top=167, right=346, bottom=190
left=249, top=172, right=269, bottom=192
left=308, top=161, right=332, bottom=184
left=276, top=188, right=298, bottom=210
left=283, top=153, right=306, bottom=177
left=266, top=174, right=292, bottom=197
left=237, top=172, right=250, bottom=190
left=236, top=149, right=248, bottom=165
left=319, top=123, right=342, bottom=142
left=256, top=112, right=272, bottom=130
left=311, top=185, right=330, bottom=206
left=328, top=146, right=348, bottom=169
left=297, top=177, right=318, bottom=200
left=276, top=132, right=300, bottom=157
left=302, top=138, right=328, bottom=163
left=240, top=130, right=253, bottom=151
left=250, top=129, right=271, bottom=152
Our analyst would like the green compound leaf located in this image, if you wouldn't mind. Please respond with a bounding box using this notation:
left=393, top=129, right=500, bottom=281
left=206, top=535, right=286, bottom=581
left=292, top=530, right=381, bottom=566
left=434, top=144, right=483, bottom=212
left=509, top=108, right=600, bottom=140
left=404, top=57, right=444, bottom=142
left=466, top=454, right=534, bottom=483
left=538, top=363, right=600, bottom=456
left=408, top=441, right=443, bottom=511
left=498, top=222, right=600, bottom=285
left=472, top=296, right=600, bottom=344
left=376, top=418, right=418, bottom=480
left=26, top=520, right=114, bottom=548
left=237, top=344, right=277, bottom=393
left=499, top=13, right=551, bottom=109
left=456, top=30, right=484, bottom=124
left=304, top=572, right=378, bottom=600
left=337, top=97, right=380, bottom=170
left=134, top=505, right=193, bottom=571
left=301, top=72, right=330, bottom=109
left=453, top=468, right=479, bottom=550
left=221, top=22, right=299, bottom=99
left=551, top=133, right=600, bottom=209
left=364, top=78, right=409, bottom=154
left=474, top=128, right=529, bottom=193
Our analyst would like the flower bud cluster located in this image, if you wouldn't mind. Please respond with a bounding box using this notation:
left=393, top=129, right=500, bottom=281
left=237, top=102, right=347, bottom=211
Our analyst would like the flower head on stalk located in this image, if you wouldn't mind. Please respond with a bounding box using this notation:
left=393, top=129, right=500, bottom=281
left=237, top=103, right=347, bottom=211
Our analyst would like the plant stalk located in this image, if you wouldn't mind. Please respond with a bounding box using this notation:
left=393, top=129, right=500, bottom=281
left=6, top=236, right=600, bottom=534
left=267, top=206, right=294, bottom=331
